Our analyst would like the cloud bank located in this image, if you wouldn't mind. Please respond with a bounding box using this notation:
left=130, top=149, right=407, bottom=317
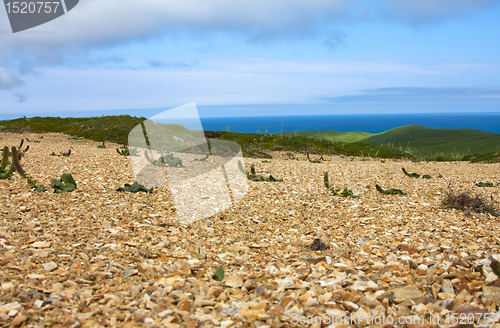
left=0, top=68, right=23, bottom=89
left=1, top=0, right=497, bottom=58
left=321, top=87, right=500, bottom=102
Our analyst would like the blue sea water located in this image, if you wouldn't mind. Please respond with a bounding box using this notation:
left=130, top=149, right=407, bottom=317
left=198, top=113, right=500, bottom=134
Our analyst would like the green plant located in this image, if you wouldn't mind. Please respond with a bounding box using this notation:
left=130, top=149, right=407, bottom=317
left=476, top=182, right=496, bottom=187
left=193, top=154, right=209, bottom=162
left=402, top=167, right=420, bottom=178
left=116, top=181, right=153, bottom=193
left=323, top=172, right=360, bottom=198
left=97, top=141, right=106, bottom=148
left=213, top=266, right=225, bottom=281
left=1, top=146, right=45, bottom=190
left=441, top=184, right=499, bottom=217
left=116, top=147, right=138, bottom=156
left=50, top=149, right=72, bottom=157
left=246, top=163, right=283, bottom=182
left=144, top=151, right=184, bottom=167
left=306, top=151, right=322, bottom=163
left=402, top=167, right=432, bottom=179
left=0, top=142, right=45, bottom=191
left=50, top=173, right=76, bottom=193
left=67, top=135, right=84, bottom=140
left=376, top=184, right=406, bottom=195
left=0, top=146, right=15, bottom=179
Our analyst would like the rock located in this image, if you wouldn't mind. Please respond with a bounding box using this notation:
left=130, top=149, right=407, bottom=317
left=32, top=241, right=50, bottom=248
left=398, top=244, right=419, bottom=255
left=124, top=269, right=138, bottom=277
left=224, top=275, right=244, bottom=288
left=351, top=278, right=377, bottom=291
left=379, top=285, right=425, bottom=304
left=304, top=297, right=318, bottom=307
left=9, top=314, right=27, bottom=327
left=343, top=301, right=358, bottom=312
left=310, top=238, right=329, bottom=251
left=43, top=261, right=58, bottom=272
left=482, top=286, right=500, bottom=305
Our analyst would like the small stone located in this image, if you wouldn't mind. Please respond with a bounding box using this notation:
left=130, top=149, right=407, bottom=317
left=220, top=320, right=234, bottom=328
left=304, top=297, right=319, bottom=307
left=9, top=314, right=27, bottom=327
left=26, top=274, right=45, bottom=280
left=380, top=285, right=425, bottom=304
left=1, top=283, right=14, bottom=290
left=124, top=269, right=138, bottom=277
left=32, top=241, right=50, bottom=248
left=310, top=238, right=329, bottom=251
left=224, top=275, right=244, bottom=288
left=351, top=278, right=378, bottom=291
left=482, top=286, right=500, bottom=305
left=343, top=301, right=358, bottom=311
left=43, top=261, right=58, bottom=272
left=0, top=302, right=21, bottom=314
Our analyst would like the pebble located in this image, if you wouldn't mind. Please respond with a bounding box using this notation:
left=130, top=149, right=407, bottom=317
left=0, top=133, right=499, bottom=327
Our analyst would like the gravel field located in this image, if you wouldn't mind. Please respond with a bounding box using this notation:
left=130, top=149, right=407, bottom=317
left=1, top=132, right=500, bottom=328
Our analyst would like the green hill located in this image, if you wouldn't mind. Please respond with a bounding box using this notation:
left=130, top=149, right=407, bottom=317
left=0, top=116, right=415, bottom=160
left=281, top=130, right=374, bottom=143
left=356, top=125, right=500, bottom=159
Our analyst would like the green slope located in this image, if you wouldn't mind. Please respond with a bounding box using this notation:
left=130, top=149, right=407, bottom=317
left=356, top=125, right=500, bottom=158
left=0, top=116, right=415, bottom=160
left=281, top=130, right=374, bottom=143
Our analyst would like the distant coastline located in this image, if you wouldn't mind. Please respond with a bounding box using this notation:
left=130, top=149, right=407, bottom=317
left=2, top=112, right=500, bottom=135
left=198, top=112, right=500, bottom=134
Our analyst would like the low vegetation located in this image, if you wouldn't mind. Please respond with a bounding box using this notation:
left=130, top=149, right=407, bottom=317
left=116, top=147, right=138, bottom=156
left=375, top=184, right=407, bottom=195
left=245, top=163, right=283, bottom=182
left=441, top=184, right=499, bottom=217
left=144, top=151, right=185, bottom=167
left=0, top=116, right=416, bottom=160
left=50, top=173, right=77, bottom=193
left=402, top=167, right=432, bottom=179
left=50, top=149, right=72, bottom=157
left=116, top=182, right=153, bottom=193
left=323, top=172, right=359, bottom=198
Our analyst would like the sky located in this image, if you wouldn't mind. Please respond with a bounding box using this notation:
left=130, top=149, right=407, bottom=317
left=1, top=0, right=500, bottom=119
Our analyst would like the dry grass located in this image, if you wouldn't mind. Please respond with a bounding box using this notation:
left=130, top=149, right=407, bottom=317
left=441, top=183, right=499, bottom=217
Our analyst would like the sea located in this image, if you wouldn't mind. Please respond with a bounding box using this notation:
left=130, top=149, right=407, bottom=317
left=2, top=112, right=500, bottom=134
left=197, top=112, right=500, bottom=134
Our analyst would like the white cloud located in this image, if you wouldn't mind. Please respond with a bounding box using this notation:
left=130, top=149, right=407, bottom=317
left=1, top=0, right=496, bottom=56
left=381, top=0, right=497, bottom=23
left=0, top=68, right=23, bottom=89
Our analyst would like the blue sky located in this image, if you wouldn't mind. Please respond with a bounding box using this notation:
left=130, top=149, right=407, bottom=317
left=1, top=0, right=500, bottom=118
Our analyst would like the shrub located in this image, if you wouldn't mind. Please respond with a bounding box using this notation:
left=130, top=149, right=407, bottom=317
left=246, top=163, right=283, bottom=182
left=441, top=184, right=499, bottom=217
left=375, top=184, right=406, bottom=195
left=324, top=172, right=359, bottom=198
left=50, top=173, right=76, bottom=193
left=116, top=182, right=153, bottom=193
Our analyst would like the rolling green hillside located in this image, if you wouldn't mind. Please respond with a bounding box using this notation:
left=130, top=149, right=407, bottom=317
left=0, top=116, right=415, bottom=160
left=356, top=125, right=500, bottom=158
left=281, top=130, right=374, bottom=143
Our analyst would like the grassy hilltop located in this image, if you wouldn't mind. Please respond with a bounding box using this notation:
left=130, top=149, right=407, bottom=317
left=2, top=116, right=499, bottom=162
left=0, top=115, right=414, bottom=160
left=282, top=125, right=500, bottom=162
